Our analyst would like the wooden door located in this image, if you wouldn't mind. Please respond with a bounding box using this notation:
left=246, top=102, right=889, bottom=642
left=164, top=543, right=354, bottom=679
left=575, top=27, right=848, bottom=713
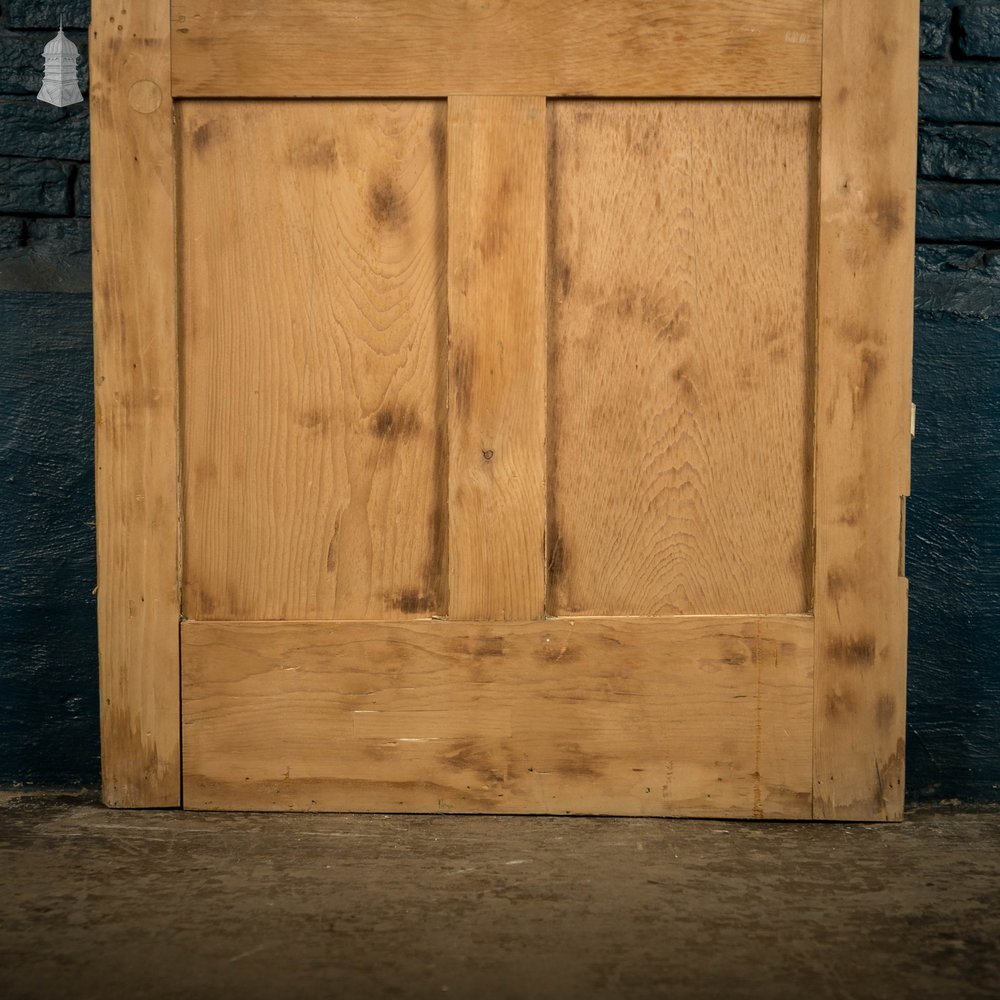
left=92, top=1, right=919, bottom=819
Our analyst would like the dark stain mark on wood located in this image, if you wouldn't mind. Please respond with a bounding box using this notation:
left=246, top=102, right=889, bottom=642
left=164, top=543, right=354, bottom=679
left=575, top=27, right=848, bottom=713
left=193, top=587, right=216, bottom=617
left=297, top=136, right=339, bottom=170
left=872, top=737, right=906, bottom=817
left=721, top=652, right=749, bottom=667
left=387, top=589, right=432, bottom=614
left=326, top=539, right=337, bottom=573
left=370, top=176, right=409, bottom=229
left=836, top=479, right=864, bottom=527
left=827, top=568, right=852, bottom=601
left=553, top=744, right=606, bottom=780
left=478, top=221, right=508, bottom=260
left=558, top=262, right=572, bottom=298
left=841, top=322, right=885, bottom=346
left=474, top=636, right=504, bottom=658
left=452, top=342, right=475, bottom=416
left=875, top=693, right=896, bottom=729
left=826, top=634, right=877, bottom=669
left=656, top=303, right=691, bottom=342
left=372, top=406, right=420, bottom=440
left=857, top=348, right=882, bottom=407
left=825, top=689, right=857, bottom=720
left=191, top=120, right=214, bottom=153
left=672, top=364, right=698, bottom=405
left=539, top=641, right=581, bottom=664
left=423, top=498, right=446, bottom=612
left=547, top=531, right=566, bottom=587
left=444, top=738, right=500, bottom=783
left=194, top=460, right=217, bottom=482
left=430, top=114, right=447, bottom=160
left=872, top=192, right=904, bottom=240
left=296, top=408, right=328, bottom=430
left=875, top=33, right=898, bottom=57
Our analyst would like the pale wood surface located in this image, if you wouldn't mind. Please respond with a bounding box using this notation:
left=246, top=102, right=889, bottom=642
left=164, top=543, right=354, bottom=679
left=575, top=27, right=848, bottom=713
left=91, top=1, right=180, bottom=806
left=447, top=97, right=547, bottom=621
left=813, top=0, right=918, bottom=821
left=548, top=100, right=817, bottom=617
left=179, top=101, right=448, bottom=621
left=182, top=615, right=814, bottom=817
left=171, top=0, right=822, bottom=99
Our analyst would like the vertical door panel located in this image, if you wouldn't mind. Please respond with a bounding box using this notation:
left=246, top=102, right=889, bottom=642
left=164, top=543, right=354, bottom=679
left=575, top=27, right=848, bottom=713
left=446, top=96, right=548, bottom=621
left=548, top=100, right=818, bottom=616
left=180, top=101, right=448, bottom=621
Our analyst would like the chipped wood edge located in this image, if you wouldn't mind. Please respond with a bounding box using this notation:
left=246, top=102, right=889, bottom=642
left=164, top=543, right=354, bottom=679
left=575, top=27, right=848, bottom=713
left=91, top=1, right=181, bottom=806
left=813, top=0, right=918, bottom=821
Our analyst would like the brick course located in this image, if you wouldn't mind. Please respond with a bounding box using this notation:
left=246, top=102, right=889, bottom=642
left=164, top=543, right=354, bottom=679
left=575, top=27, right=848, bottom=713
left=957, top=2, right=1000, bottom=57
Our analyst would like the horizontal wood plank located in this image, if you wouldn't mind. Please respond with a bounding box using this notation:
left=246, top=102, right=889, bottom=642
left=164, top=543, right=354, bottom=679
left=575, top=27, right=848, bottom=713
left=171, top=0, right=822, bottom=98
left=182, top=616, right=814, bottom=817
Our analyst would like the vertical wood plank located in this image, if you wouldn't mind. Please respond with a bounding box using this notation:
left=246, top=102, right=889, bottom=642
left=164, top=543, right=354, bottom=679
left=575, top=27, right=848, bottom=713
left=814, top=0, right=919, bottom=820
left=447, top=96, right=547, bottom=621
left=91, top=2, right=180, bottom=805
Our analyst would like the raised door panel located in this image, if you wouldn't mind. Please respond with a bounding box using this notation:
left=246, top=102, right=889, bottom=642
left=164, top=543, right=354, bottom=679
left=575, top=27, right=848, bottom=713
left=179, top=101, right=448, bottom=621
left=548, top=100, right=818, bottom=616
left=182, top=615, right=814, bottom=817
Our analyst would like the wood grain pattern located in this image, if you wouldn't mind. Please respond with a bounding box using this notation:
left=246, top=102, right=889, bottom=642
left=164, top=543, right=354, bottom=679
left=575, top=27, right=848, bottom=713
left=548, top=100, right=817, bottom=617
left=179, top=101, right=448, bottom=621
left=182, top=615, right=814, bottom=818
left=171, top=0, right=822, bottom=99
left=447, top=97, right=546, bottom=621
left=813, top=0, right=918, bottom=821
left=91, top=1, right=180, bottom=806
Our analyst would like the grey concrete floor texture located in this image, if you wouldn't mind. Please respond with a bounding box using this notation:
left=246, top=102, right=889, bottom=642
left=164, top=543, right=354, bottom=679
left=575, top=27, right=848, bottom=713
left=1, top=793, right=998, bottom=1000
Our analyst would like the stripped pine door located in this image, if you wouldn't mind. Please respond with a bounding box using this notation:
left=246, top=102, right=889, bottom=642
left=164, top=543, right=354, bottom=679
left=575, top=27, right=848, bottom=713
left=92, top=1, right=918, bottom=819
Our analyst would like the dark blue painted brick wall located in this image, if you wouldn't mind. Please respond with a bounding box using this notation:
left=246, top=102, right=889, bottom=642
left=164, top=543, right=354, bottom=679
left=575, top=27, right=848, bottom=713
left=1, top=4, right=998, bottom=802
left=910, top=2, right=1000, bottom=803
left=1, top=1, right=97, bottom=787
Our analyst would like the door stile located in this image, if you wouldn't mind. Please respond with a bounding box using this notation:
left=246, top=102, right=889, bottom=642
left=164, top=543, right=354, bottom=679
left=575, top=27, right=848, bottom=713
left=446, top=96, right=548, bottom=621
left=813, top=0, right=918, bottom=820
left=92, top=1, right=182, bottom=806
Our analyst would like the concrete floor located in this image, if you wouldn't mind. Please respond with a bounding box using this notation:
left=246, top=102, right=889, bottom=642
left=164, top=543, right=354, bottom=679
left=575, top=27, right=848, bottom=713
left=1, top=793, right=998, bottom=1000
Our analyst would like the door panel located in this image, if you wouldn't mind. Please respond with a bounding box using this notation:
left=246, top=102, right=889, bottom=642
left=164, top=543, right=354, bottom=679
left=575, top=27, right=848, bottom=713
left=182, top=615, right=813, bottom=817
left=446, top=96, right=547, bottom=622
left=180, top=101, right=448, bottom=621
left=548, top=100, right=817, bottom=616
